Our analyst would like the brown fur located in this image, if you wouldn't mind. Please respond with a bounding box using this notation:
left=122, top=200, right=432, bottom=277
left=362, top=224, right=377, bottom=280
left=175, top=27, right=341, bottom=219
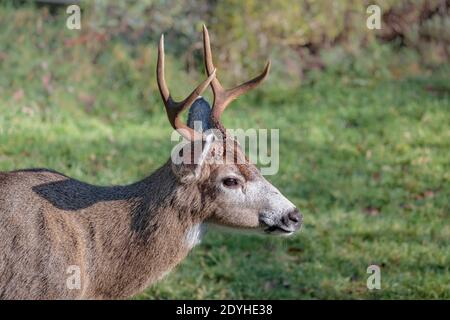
left=0, top=159, right=215, bottom=299
left=0, top=139, right=269, bottom=299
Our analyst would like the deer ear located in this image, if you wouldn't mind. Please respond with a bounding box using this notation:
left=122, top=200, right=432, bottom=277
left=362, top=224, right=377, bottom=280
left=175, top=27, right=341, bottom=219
left=171, top=133, right=216, bottom=183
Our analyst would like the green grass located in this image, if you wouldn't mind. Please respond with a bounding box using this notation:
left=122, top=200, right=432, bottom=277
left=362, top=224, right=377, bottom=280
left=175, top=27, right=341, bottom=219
left=0, top=5, right=449, bottom=299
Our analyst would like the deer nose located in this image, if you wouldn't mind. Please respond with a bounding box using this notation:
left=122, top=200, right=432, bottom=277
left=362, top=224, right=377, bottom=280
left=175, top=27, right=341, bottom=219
left=282, top=208, right=302, bottom=230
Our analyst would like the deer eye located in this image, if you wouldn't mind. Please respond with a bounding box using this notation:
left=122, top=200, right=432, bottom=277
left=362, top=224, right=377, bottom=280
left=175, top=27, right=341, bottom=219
left=222, top=177, right=239, bottom=188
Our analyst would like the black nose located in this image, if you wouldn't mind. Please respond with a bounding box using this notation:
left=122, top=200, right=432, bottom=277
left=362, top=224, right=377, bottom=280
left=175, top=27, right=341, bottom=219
left=282, top=208, right=302, bottom=230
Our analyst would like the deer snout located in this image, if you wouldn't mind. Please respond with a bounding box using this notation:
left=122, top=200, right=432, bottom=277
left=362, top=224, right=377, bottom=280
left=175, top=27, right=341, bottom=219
left=281, top=208, right=302, bottom=231
left=259, top=207, right=302, bottom=235
left=256, top=180, right=302, bottom=235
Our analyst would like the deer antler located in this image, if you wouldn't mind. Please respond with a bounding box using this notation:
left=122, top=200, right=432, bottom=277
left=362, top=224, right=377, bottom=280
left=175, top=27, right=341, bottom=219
left=157, top=34, right=216, bottom=140
left=202, top=25, right=271, bottom=131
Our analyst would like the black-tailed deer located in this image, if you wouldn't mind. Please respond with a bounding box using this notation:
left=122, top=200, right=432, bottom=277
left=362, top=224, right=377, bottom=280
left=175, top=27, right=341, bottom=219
left=0, top=26, right=301, bottom=299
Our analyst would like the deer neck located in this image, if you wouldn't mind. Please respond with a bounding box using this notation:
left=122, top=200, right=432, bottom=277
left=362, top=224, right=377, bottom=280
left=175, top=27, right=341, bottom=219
left=85, top=161, right=206, bottom=299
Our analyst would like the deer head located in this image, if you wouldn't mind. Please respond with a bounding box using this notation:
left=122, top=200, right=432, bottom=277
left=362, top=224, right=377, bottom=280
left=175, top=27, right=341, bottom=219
left=157, top=26, right=302, bottom=236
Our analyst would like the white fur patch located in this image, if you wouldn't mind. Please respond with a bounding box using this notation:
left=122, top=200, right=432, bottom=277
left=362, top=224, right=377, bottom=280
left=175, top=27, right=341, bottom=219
left=184, top=223, right=206, bottom=249
left=248, top=179, right=296, bottom=222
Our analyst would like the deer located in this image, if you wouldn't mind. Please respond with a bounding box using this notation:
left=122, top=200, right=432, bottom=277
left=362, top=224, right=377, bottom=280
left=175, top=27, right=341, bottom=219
left=0, top=26, right=302, bottom=300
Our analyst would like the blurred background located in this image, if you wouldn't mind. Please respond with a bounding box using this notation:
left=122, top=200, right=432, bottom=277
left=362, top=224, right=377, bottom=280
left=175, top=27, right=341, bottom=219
left=0, top=0, right=448, bottom=298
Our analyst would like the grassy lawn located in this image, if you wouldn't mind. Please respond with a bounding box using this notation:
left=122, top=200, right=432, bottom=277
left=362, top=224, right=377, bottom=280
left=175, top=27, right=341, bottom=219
left=0, top=6, right=449, bottom=299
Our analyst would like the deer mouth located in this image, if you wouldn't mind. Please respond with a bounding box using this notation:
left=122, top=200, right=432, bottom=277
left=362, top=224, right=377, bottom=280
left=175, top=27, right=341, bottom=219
left=259, top=212, right=301, bottom=235
left=259, top=218, right=294, bottom=235
left=263, top=225, right=294, bottom=235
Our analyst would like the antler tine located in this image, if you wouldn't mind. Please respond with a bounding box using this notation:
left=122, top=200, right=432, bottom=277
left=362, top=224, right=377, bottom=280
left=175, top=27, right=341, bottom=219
left=157, top=34, right=216, bottom=140
left=202, top=25, right=271, bottom=127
